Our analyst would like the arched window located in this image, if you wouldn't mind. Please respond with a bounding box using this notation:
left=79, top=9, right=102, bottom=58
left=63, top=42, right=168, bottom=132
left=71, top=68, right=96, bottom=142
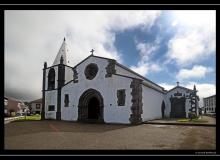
left=48, top=68, right=55, bottom=90
left=161, top=101, right=165, bottom=118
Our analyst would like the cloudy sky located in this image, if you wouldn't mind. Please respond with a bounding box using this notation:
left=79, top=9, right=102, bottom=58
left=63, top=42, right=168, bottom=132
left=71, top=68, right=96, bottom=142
left=5, top=10, right=216, bottom=106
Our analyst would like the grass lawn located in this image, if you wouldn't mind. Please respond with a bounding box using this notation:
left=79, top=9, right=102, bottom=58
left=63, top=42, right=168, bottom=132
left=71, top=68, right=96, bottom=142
left=177, top=117, right=208, bottom=123
left=17, top=114, right=41, bottom=121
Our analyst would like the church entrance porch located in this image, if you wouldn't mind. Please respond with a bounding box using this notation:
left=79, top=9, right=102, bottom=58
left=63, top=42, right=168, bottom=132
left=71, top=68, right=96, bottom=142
left=78, top=89, right=104, bottom=123
left=170, top=97, right=186, bottom=118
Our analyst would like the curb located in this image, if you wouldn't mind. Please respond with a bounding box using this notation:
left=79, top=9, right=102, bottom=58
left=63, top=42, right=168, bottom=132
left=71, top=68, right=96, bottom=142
left=4, top=116, right=24, bottom=124
left=143, top=122, right=216, bottom=127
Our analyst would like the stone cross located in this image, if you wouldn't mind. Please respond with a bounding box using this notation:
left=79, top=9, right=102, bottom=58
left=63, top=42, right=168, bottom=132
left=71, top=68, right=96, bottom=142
left=90, top=49, right=95, bottom=55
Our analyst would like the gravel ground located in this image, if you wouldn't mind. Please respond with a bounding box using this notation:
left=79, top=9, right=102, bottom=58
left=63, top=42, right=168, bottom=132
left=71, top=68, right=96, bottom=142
left=4, top=120, right=216, bottom=150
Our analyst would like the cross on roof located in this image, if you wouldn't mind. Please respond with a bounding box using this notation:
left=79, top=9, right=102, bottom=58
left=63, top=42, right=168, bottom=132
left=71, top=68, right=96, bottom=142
left=90, top=49, right=95, bottom=55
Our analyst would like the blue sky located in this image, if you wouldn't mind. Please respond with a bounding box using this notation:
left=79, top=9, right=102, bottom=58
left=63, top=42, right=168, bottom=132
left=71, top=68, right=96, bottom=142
left=5, top=10, right=216, bottom=105
left=115, top=11, right=215, bottom=86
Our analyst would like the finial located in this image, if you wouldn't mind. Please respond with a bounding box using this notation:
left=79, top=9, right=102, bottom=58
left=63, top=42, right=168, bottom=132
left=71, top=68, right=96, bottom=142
left=193, top=85, right=196, bottom=90
left=64, top=37, right=65, bottom=41
left=44, top=62, right=47, bottom=68
left=60, top=55, right=64, bottom=64
left=177, top=81, right=179, bottom=86
left=90, top=49, right=95, bottom=55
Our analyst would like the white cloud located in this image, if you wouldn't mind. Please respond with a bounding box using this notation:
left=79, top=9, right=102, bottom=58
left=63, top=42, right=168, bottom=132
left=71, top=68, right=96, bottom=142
left=136, top=42, right=159, bottom=61
left=185, top=82, right=216, bottom=107
left=185, top=82, right=216, bottom=99
left=159, top=83, right=175, bottom=91
left=150, top=63, right=162, bottom=72
left=176, top=65, right=213, bottom=80
left=171, top=20, right=178, bottom=27
left=130, top=36, right=162, bottom=76
left=130, top=62, right=149, bottom=76
left=5, top=10, right=161, bottom=101
left=166, top=10, right=216, bottom=66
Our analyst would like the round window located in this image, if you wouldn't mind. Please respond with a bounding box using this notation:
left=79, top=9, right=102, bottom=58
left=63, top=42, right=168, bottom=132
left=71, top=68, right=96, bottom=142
left=84, top=63, right=98, bottom=80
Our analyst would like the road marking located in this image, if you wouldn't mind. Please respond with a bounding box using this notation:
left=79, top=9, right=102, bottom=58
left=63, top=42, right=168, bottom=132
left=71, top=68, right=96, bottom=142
left=48, top=123, right=66, bottom=139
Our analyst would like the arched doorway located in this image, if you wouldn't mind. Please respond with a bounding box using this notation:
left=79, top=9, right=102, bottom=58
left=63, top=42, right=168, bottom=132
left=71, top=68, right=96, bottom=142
left=161, top=101, right=165, bottom=118
left=78, top=89, right=104, bottom=123
left=170, top=97, right=186, bottom=118
left=88, top=97, right=100, bottom=119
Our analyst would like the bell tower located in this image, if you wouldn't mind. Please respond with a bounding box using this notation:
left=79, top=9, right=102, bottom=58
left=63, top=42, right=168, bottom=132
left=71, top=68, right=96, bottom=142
left=42, top=37, right=69, bottom=120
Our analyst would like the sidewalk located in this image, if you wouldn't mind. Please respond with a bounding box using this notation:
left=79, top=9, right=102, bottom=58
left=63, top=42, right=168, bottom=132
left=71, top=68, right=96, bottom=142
left=144, top=116, right=216, bottom=127
left=4, top=116, right=24, bottom=124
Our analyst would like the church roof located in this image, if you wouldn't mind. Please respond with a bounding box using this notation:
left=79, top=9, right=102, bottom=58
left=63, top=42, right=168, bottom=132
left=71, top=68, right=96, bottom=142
left=53, top=38, right=69, bottom=65
left=167, top=85, right=193, bottom=93
left=72, top=54, right=165, bottom=91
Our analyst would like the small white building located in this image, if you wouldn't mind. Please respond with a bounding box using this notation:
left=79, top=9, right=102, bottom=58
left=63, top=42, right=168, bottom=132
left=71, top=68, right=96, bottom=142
left=42, top=38, right=199, bottom=124
left=203, top=95, right=216, bottom=114
left=29, top=98, right=42, bottom=114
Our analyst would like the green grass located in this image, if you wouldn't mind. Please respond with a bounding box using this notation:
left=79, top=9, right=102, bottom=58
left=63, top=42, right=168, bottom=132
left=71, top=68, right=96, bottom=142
left=177, top=118, right=190, bottom=122
left=177, top=117, right=208, bottom=123
left=17, top=114, right=41, bottom=121
left=191, top=118, right=208, bottom=123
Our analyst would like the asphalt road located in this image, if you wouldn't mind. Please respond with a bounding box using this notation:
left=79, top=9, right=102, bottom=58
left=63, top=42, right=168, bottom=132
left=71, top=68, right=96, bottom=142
left=4, top=120, right=216, bottom=150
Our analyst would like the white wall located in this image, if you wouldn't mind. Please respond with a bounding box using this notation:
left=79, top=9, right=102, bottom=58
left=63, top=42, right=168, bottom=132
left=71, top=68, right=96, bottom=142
left=165, top=87, right=191, bottom=118
left=45, top=90, right=57, bottom=119
left=61, top=56, right=133, bottom=124
left=65, top=67, right=73, bottom=84
left=31, top=103, right=42, bottom=112
left=142, top=84, right=165, bottom=121
left=115, top=64, right=163, bottom=92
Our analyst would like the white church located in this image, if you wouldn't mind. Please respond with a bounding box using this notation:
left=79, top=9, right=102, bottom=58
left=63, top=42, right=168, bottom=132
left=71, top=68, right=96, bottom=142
left=41, top=38, right=199, bottom=124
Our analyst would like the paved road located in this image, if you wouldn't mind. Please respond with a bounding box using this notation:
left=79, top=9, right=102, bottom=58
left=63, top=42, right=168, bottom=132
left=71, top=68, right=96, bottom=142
left=4, top=120, right=216, bottom=150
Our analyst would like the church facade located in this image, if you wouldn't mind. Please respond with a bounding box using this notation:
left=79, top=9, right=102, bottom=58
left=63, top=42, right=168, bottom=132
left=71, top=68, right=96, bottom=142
left=41, top=38, right=199, bottom=124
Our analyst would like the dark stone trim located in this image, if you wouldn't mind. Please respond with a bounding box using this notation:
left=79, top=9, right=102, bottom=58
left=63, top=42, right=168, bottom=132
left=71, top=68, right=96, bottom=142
left=105, top=59, right=116, bottom=78
left=72, top=54, right=115, bottom=71
left=84, top=63, right=98, bottom=80
left=57, top=64, right=65, bottom=88
left=129, top=78, right=143, bottom=124
left=63, top=80, right=74, bottom=87
left=43, top=64, right=59, bottom=70
left=72, top=54, right=93, bottom=70
left=41, top=62, right=47, bottom=120
left=116, top=62, right=165, bottom=90
left=43, top=64, right=73, bottom=70
left=44, top=89, right=58, bottom=91
left=113, top=73, right=142, bottom=80
left=92, top=55, right=115, bottom=61
left=73, top=68, right=78, bottom=83
left=56, top=63, right=65, bottom=120
left=78, top=88, right=104, bottom=123
left=56, top=88, right=62, bottom=120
